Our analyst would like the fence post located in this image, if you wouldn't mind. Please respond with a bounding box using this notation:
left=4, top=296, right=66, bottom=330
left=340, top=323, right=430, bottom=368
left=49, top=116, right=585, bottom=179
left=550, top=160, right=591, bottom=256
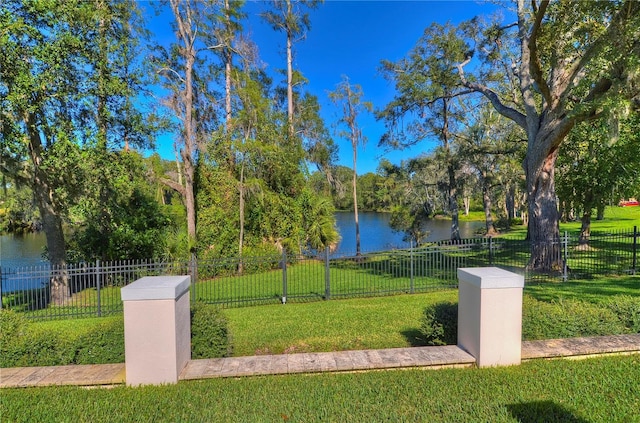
left=189, top=255, right=197, bottom=305
left=632, top=226, right=638, bottom=276
left=281, top=248, right=288, bottom=304
left=0, top=266, right=3, bottom=310
left=96, top=259, right=101, bottom=317
left=488, top=237, right=494, bottom=265
left=562, top=231, right=568, bottom=282
left=324, top=247, right=331, bottom=300
left=410, top=240, right=415, bottom=294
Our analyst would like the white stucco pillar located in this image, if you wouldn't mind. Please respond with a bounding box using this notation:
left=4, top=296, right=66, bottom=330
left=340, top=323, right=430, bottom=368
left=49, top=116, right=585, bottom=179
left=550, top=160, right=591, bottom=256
left=457, top=267, right=524, bottom=367
left=121, top=275, right=191, bottom=386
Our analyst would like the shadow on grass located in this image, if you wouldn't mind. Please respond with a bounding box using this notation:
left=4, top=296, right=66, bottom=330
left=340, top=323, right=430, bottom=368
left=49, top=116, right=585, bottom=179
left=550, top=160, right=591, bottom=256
left=525, top=275, right=640, bottom=303
left=401, top=328, right=428, bottom=347
left=507, top=401, right=588, bottom=423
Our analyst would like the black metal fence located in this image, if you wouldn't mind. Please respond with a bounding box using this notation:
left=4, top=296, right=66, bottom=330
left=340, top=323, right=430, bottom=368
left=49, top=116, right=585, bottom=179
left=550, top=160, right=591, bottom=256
left=1, top=228, right=637, bottom=320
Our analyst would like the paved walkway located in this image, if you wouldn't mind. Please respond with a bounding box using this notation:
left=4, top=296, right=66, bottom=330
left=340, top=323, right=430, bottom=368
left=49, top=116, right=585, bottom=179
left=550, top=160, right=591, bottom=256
left=1, top=334, right=639, bottom=389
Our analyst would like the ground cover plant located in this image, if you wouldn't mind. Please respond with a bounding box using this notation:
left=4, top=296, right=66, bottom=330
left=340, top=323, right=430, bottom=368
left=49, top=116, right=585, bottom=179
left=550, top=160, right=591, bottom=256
left=1, top=355, right=639, bottom=422
left=0, top=303, right=230, bottom=367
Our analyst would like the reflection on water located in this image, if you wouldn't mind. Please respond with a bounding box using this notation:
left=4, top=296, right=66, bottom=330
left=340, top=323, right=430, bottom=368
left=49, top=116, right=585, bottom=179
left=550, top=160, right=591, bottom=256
left=333, top=211, right=483, bottom=256
left=1, top=232, right=48, bottom=268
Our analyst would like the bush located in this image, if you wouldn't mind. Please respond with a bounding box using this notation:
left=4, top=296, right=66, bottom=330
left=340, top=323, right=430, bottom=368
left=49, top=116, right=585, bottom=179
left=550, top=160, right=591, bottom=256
left=74, top=316, right=125, bottom=364
left=418, top=295, right=633, bottom=346
left=0, top=309, right=28, bottom=341
left=1, top=303, right=232, bottom=367
left=191, top=302, right=233, bottom=359
left=419, top=301, right=458, bottom=346
left=603, top=295, right=640, bottom=333
left=1, top=324, right=77, bottom=367
left=522, top=296, right=629, bottom=340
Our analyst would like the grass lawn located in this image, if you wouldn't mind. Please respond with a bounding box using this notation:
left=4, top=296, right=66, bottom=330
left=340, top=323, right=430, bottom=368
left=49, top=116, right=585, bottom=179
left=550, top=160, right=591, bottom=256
left=503, top=205, right=640, bottom=238
left=225, top=290, right=457, bottom=356
left=2, top=355, right=639, bottom=422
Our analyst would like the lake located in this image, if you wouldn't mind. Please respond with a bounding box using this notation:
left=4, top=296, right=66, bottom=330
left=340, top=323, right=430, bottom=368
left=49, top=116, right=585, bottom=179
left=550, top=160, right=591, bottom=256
left=332, top=211, right=483, bottom=255
left=0, top=212, right=484, bottom=267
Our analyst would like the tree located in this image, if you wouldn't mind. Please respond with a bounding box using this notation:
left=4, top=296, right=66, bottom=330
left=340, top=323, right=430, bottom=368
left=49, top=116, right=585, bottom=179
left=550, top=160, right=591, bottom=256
left=261, top=0, right=322, bottom=137
left=329, top=76, right=372, bottom=255
left=556, top=112, right=640, bottom=245
left=378, top=23, right=475, bottom=241
left=452, top=0, right=640, bottom=270
left=457, top=104, right=524, bottom=235
left=1, top=0, right=151, bottom=303
left=154, top=0, right=220, bottom=247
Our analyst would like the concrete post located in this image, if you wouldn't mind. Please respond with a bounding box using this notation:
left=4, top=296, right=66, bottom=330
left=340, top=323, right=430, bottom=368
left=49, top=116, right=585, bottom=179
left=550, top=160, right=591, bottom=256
left=457, top=267, right=524, bottom=367
left=121, top=275, right=191, bottom=386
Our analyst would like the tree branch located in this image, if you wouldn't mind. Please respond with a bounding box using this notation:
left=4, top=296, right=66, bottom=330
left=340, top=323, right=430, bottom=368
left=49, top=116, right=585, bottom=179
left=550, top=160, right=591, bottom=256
left=528, top=0, right=552, bottom=106
left=159, top=177, right=185, bottom=196
left=456, top=60, right=527, bottom=129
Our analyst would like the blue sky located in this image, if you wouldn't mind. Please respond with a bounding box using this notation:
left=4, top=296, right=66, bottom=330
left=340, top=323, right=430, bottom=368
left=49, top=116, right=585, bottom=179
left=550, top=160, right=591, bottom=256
left=148, top=1, right=498, bottom=175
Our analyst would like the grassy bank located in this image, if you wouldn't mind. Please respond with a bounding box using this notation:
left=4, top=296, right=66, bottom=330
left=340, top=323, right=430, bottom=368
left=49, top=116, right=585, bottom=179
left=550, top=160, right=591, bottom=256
left=2, top=355, right=639, bottom=422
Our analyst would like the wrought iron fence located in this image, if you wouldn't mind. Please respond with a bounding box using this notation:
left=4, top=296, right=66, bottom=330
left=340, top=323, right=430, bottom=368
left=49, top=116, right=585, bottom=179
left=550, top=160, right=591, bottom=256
left=1, top=227, right=637, bottom=320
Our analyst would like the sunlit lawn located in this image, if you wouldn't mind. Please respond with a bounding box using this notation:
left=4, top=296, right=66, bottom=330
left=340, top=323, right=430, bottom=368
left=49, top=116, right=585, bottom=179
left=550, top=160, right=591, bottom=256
left=2, top=355, right=639, bottom=422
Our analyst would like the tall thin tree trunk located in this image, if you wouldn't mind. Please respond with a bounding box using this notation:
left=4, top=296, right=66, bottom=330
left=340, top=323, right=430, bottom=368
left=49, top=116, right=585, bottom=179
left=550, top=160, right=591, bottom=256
left=505, top=183, right=515, bottom=230
left=482, top=177, right=497, bottom=236
left=238, top=159, right=245, bottom=274
left=285, top=0, right=294, bottom=138
left=353, top=147, right=360, bottom=256
left=448, top=164, right=460, bottom=241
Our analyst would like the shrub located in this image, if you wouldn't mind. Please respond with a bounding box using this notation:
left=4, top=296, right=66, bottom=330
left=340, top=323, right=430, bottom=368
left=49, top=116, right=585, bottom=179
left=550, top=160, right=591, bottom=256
left=522, top=296, right=629, bottom=340
left=1, top=325, right=76, bottom=367
left=0, top=309, right=28, bottom=341
left=419, top=301, right=458, bottom=346
left=603, top=295, right=640, bottom=333
left=74, top=316, right=125, bottom=364
left=418, top=295, right=633, bottom=346
left=191, top=302, right=233, bottom=359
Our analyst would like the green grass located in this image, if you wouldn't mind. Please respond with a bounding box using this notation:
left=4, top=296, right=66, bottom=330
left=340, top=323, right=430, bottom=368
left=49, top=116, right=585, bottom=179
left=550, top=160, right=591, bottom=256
left=1, top=355, right=639, bottom=422
left=225, top=290, right=457, bottom=356
left=503, top=205, right=640, bottom=238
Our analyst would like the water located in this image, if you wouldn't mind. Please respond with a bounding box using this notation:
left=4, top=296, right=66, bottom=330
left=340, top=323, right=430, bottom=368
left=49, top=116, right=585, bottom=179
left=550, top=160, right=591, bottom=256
left=1, top=232, right=48, bottom=268
left=332, top=211, right=483, bottom=256
left=1, top=232, right=50, bottom=293
left=0, top=213, right=485, bottom=264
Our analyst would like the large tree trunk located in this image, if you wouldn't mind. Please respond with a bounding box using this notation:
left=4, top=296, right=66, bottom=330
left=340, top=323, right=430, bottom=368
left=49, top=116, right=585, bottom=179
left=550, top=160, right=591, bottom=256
left=25, top=112, right=69, bottom=305
left=525, top=146, right=562, bottom=272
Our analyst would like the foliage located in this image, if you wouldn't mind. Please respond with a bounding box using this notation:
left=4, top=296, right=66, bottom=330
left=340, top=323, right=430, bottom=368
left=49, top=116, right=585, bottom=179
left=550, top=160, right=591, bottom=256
left=0, top=303, right=232, bottom=367
left=0, top=314, right=122, bottom=367
left=66, top=151, right=172, bottom=262
left=73, top=317, right=125, bottom=365
left=191, top=302, right=233, bottom=359
left=418, top=301, right=458, bottom=346
left=604, top=295, right=640, bottom=333
left=556, top=113, right=640, bottom=237
left=522, top=296, right=630, bottom=340
left=418, top=294, right=636, bottom=346
left=0, top=309, right=29, bottom=344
